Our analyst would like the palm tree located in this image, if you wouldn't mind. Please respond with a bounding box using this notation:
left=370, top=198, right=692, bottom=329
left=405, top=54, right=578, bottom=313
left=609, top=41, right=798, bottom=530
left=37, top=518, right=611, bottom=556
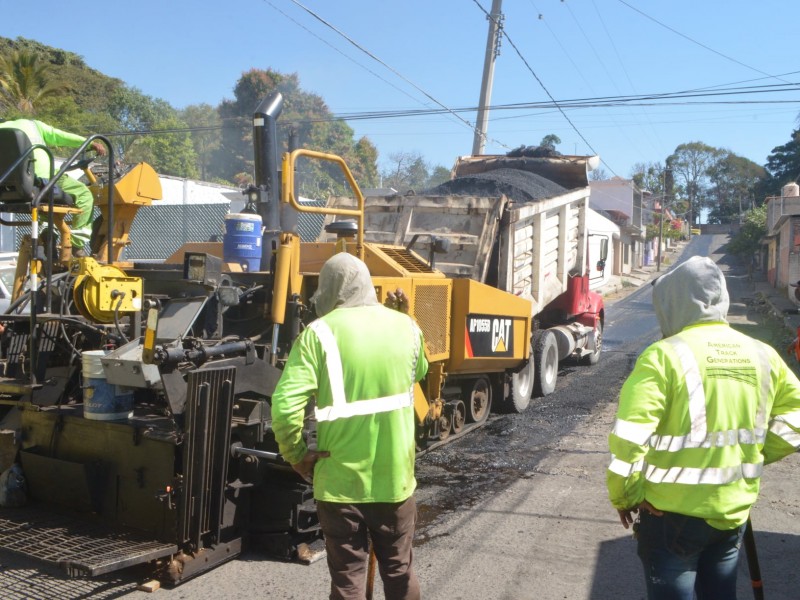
left=0, top=49, right=68, bottom=114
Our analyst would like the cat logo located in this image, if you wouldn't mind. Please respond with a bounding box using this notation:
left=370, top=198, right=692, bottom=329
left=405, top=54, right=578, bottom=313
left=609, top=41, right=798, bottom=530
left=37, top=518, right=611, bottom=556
left=491, top=319, right=511, bottom=353
left=465, top=314, right=515, bottom=358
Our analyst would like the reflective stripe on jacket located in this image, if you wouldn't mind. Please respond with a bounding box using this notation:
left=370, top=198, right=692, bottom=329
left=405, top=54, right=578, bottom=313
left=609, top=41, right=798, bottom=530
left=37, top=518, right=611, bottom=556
left=309, top=318, right=416, bottom=423
left=607, top=322, right=800, bottom=530
left=271, top=304, right=428, bottom=503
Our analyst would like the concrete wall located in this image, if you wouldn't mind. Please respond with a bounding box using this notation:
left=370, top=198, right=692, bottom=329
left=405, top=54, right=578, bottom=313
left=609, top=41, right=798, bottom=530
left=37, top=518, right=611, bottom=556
left=701, top=223, right=741, bottom=235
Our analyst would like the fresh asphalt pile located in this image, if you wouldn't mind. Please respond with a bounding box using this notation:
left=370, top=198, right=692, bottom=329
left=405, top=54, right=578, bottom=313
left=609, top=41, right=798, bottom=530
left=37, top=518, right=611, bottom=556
left=426, top=168, right=568, bottom=202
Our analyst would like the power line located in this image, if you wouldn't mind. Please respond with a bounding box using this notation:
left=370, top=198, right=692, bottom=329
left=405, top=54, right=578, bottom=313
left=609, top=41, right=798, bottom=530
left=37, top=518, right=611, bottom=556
left=471, top=0, right=617, bottom=176
left=588, top=0, right=665, bottom=154
left=284, top=0, right=511, bottom=150
left=261, top=0, right=425, bottom=108
left=101, top=82, right=800, bottom=138
left=616, top=0, right=791, bottom=84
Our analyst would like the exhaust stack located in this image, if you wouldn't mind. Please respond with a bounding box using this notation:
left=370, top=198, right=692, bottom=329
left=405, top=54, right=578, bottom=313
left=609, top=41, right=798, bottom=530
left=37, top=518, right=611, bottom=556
left=253, top=92, right=284, bottom=270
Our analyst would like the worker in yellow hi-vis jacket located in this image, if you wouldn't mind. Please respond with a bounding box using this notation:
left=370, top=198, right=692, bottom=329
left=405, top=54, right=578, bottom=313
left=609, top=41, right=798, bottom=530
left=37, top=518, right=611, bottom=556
left=607, top=256, right=800, bottom=600
left=0, top=118, right=106, bottom=256
left=272, top=253, right=428, bottom=600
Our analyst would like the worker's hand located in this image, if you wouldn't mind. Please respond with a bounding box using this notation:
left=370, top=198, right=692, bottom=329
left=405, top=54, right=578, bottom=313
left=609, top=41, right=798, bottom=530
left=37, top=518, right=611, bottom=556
left=90, top=140, right=107, bottom=156
left=616, top=500, right=663, bottom=529
left=290, top=449, right=330, bottom=484
left=385, top=288, right=409, bottom=313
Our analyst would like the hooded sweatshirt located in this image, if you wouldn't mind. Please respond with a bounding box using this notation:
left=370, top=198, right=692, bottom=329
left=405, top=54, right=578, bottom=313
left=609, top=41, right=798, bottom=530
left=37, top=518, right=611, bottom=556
left=271, top=253, right=428, bottom=503
left=607, top=256, right=800, bottom=529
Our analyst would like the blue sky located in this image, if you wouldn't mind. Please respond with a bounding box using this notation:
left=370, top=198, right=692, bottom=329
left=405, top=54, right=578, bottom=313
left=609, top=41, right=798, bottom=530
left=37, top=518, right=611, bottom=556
left=3, top=0, right=799, bottom=180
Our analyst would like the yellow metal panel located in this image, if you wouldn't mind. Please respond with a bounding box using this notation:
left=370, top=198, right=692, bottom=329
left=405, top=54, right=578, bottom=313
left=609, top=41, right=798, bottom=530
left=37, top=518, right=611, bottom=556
left=93, top=162, right=162, bottom=206
left=448, top=278, right=532, bottom=374
left=371, top=277, right=452, bottom=364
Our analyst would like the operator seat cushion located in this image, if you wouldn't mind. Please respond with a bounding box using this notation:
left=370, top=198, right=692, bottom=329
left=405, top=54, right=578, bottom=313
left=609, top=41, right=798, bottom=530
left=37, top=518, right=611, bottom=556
left=0, top=128, right=73, bottom=206
left=0, top=128, right=36, bottom=202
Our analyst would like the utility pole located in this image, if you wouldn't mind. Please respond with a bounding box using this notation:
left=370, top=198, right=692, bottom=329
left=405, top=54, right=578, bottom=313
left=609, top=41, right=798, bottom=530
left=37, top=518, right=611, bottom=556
left=656, top=199, right=665, bottom=272
left=472, top=0, right=503, bottom=156
left=656, top=168, right=671, bottom=272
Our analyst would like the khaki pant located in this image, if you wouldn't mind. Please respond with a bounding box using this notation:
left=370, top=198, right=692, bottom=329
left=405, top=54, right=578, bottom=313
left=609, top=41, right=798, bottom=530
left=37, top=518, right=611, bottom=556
left=317, top=496, right=420, bottom=600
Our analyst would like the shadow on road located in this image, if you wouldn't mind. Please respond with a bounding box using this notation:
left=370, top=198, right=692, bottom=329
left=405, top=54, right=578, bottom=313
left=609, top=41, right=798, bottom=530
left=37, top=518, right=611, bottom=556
left=592, top=528, right=800, bottom=600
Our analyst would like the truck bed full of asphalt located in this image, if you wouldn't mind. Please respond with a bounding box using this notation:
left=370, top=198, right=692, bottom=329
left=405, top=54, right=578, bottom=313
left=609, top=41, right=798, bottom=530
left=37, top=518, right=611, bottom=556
left=426, top=168, right=568, bottom=203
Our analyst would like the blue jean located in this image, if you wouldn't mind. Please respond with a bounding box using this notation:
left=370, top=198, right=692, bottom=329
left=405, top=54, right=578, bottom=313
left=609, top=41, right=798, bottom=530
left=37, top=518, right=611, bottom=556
left=636, top=510, right=745, bottom=600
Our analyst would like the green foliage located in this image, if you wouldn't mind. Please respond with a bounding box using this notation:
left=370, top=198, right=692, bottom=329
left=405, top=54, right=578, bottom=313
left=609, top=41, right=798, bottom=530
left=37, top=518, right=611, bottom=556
left=645, top=217, right=682, bottom=242
left=105, top=88, right=198, bottom=177
left=539, top=134, right=561, bottom=151
left=666, top=142, right=719, bottom=226
left=380, top=151, right=448, bottom=193
left=0, top=37, right=198, bottom=177
left=630, top=161, right=669, bottom=196
left=0, top=48, right=69, bottom=114
left=705, top=152, right=765, bottom=224
left=427, top=165, right=451, bottom=188
left=727, top=204, right=767, bottom=258
left=665, top=143, right=766, bottom=227
left=765, top=128, right=800, bottom=195
left=180, top=104, right=220, bottom=181
left=211, top=68, right=380, bottom=194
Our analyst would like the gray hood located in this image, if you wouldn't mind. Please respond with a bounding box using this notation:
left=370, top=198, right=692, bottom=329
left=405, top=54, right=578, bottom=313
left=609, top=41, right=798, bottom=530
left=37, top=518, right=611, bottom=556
left=311, top=253, right=379, bottom=317
left=652, top=256, right=729, bottom=338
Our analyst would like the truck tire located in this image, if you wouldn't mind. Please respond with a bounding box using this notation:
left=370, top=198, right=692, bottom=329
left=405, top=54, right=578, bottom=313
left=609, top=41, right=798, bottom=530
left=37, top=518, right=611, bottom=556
left=581, top=319, right=603, bottom=366
left=507, top=353, right=534, bottom=413
left=533, top=329, right=558, bottom=397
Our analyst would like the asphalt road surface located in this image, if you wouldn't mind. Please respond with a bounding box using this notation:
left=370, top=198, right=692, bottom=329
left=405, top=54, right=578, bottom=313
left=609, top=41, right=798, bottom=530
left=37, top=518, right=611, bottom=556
left=3, top=234, right=799, bottom=599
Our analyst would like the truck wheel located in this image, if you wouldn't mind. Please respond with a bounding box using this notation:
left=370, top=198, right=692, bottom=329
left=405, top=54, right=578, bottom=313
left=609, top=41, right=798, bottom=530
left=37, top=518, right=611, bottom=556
left=507, top=353, right=534, bottom=413
left=533, top=330, right=558, bottom=397
left=581, top=319, right=603, bottom=366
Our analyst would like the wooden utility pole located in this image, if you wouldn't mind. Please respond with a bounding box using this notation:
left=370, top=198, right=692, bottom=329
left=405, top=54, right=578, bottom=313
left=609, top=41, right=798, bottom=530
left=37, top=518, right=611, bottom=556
left=472, top=0, right=503, bottom=156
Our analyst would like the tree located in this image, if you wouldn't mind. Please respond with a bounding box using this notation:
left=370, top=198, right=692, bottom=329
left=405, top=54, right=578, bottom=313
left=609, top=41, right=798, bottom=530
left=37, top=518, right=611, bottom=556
left=705, top=152, right=765, bottom=224
left=427, top=165, right=451, bottom=188
left=181, top=103, right=220, bottom=181
left=211, top=69, right=379, bottom=193
left=589, top=167, right=609, bottom=181
left=539, top=134, right=561, bottom=151
left=107, top=87, right=198, bottom=178
left=381, top=151, right=438, bottom=193
left=765, top=128, right=800, bottom=196
left=666, top=142, right=718, bottom=226
left=0, top=49, right=68, bottom=114
left=631, top=162, right=669, bottom=196
left=727, top=203, right=767, bottom=266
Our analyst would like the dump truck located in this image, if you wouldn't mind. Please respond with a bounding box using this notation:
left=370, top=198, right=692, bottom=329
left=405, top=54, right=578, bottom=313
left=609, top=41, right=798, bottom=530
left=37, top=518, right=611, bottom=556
left=323, top=150, right=608, bottom=412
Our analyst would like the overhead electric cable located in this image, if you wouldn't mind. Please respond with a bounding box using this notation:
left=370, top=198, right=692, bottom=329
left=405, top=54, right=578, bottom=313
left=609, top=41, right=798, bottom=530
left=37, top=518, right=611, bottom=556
left=472, top=0, right=621, bottom=176
left=617, top=0, right=791, bottom=84
left=284, top=0, right=511, bottom=150
left=589, top=0, right=665, bottom=153
left=101, top=80, right=800, bottom=137
left=561, top=0, right=657, bottom=162
left=261, top=0, right=424, bottom=108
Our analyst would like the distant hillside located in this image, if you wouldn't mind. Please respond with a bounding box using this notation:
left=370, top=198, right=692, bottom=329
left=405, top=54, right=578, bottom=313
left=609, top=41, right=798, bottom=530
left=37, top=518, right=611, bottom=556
left=0, top=37, right=380, bottom=189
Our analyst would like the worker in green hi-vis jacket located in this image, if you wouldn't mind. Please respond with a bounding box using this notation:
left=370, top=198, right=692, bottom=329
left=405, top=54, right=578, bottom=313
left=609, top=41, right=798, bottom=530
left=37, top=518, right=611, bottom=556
left=0, top=118, right=106, bottom=255
left=607, top=256, right=800, bottom=600
left=272, top=252, right=428, bottom=600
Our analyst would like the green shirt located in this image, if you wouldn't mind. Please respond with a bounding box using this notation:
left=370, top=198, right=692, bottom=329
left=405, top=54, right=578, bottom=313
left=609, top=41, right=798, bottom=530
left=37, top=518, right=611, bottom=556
left=607, top=322, right=800, bottom=529
left=271, top=304, right=428, bottom=503
left=0, top=119, right=86, bottom=179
